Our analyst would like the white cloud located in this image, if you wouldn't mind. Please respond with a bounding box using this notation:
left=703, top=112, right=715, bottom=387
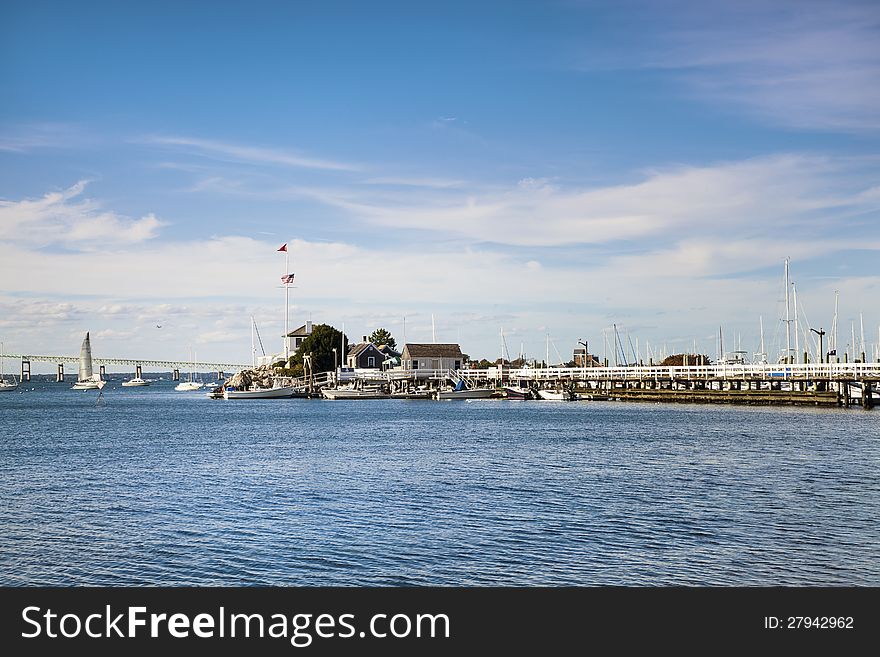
left=323, top=154, right=879, bottom=247
left=142, top=135, right=360, bottom=172
left=0, top=180, right=165, bottom=248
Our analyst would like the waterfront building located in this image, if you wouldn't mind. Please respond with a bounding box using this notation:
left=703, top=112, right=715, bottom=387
left=284, top=321, right=313, bottom=355
left=400, top=343, right=464, bottom=371
left=347, top=339, right=388, bottom=369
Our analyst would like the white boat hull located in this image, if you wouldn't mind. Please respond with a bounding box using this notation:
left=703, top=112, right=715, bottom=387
left=436, top=388, right=495, bottom=400
left=175, top=381, right=204, bottom=391
left=390, top=390, right=433, bottom=399
left=0, top=382, right=18, bottom=392
left=322, top=388, right=388, bottom=399
left=72, top=382, right=104, bottom=390
left=224, top=386, right=298, bottom=399
left=538, top=389, right=571, bottom=401
left=121, top=378, right=150, bottom=387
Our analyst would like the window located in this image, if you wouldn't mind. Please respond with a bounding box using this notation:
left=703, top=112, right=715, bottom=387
left=367, top=356, right=375, bottom=367
left=454, top=360, right=461, bottom=369
left=411, top=359, right=419, bottom=370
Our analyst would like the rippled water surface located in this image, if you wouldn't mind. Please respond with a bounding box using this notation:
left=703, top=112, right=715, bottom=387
left=1, top=380, right=878, bottom=585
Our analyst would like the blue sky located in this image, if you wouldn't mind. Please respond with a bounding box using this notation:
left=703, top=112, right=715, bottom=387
left=1, top=0, right=879, bottom=369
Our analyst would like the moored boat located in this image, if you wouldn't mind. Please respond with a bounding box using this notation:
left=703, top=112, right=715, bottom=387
left=121, top=377, right=150, bottom=387
left=175, top=380, right=204, bottom=391
left=435, top=382, right=495, bottom=400
left=71, top=332, right=105, bottom=390
left=390, top=389, right=433, bottom=399
left=322, top=385, right=388, bottom=400
left=224, top=384, right=299, bottom=399
left=0, top=342, right=17, bottom=392
left=503, top=386, right=532, bottom=399
left=537, top=388, right=574, bottom=401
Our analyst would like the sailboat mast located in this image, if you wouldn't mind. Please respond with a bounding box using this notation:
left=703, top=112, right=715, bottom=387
left=832, top=291, right=839, bottom=359
left=251, top=316, right=256, bottom=368
left=860, top=312, right=865, bottom=361
left=851, top=322, right=856, bottom=362
left=760, top=315, right=765, bottom=358
left=498, top=327, right=504, bottom=380
left=793, top=282, right=800, bottom=363
left=784, top=258, right=791, bottom=362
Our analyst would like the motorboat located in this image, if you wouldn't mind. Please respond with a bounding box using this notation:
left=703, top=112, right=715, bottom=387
left=390, top=388, right=433, bottom=399
left=121, top=377, right=150, bottom=387
left=537, top=388, right=574, bottom=401
left=175, top=380, right=204, bottom=391
left=224, top=384, right=301, bottom=399
left=435, top=380, right=496, bottom=400
left=503, top=386, right=532, bottom=399
left=322, top=385, right=388, bottom=399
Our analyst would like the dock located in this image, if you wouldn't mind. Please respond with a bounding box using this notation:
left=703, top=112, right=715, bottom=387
left=297, top=362, right=879, bottom=408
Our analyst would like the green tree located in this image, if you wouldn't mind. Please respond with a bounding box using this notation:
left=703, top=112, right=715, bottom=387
left=368, top=328, right=396, bottom=350
left=289, top=324, right=349, bottom=373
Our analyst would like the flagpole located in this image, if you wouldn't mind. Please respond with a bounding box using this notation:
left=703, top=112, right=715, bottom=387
left=284, top=242, right=290, bottom=363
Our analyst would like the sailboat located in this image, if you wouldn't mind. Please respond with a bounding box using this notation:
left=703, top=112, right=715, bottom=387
left=222, top=317, right=300, bottom=399
left=175, top=349, right=204, bottom=391
left=71, top=332, right=105, bottom=390
left=0, top=342, right=19, bottom=392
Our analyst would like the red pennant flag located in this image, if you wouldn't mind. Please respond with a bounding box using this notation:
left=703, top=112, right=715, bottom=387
left=277, top=243, right=287, bottom=252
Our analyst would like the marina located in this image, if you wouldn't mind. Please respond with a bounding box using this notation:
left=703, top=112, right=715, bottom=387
left=2, top=352, right=878, bottom=408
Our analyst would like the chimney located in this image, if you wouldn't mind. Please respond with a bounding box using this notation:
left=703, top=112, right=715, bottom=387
left=306, top=320, right=312, bottom=334
left=363, top=335, right=367, bottom=343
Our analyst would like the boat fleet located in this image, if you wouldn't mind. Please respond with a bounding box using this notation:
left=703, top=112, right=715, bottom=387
left=0, top=333, right=588, bottom=401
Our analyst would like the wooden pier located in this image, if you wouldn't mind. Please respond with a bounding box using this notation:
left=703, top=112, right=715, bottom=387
left=386, top=362, right=879, bottom=408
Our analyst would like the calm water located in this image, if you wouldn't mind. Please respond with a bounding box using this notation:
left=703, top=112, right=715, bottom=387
left=1, top=380, right=878, bottom=586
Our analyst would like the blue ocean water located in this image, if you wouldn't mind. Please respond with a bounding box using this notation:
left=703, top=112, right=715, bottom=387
left=1, top=380, right=878, bottom=586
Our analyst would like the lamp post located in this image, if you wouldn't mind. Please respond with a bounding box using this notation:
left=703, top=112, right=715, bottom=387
left=332, top=347, right=338, bottom=371
left=577, top=340, right=589, bottom=367
left=810, top=327, right=826, bottom=364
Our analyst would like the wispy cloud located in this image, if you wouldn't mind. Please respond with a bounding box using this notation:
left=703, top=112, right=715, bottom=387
left=360, top=176, right=466, bottom=189
left=316, top=154, right=880, bottom=248
left=644, top=1, right=880, bottom=132
left=0, top=180, right=166, bottom=248
left=568, top=1, right=880, bottom=133
left=142, top=135, right=361, bottom=172
left=0, top=122, right=92, bottom=153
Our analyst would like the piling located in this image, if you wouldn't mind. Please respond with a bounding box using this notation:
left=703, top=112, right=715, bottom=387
left=56, top=363, right=64, bottom=382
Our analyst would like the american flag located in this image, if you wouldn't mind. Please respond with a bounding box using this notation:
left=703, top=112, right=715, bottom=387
left=281, top=273, right=295, bottom=284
